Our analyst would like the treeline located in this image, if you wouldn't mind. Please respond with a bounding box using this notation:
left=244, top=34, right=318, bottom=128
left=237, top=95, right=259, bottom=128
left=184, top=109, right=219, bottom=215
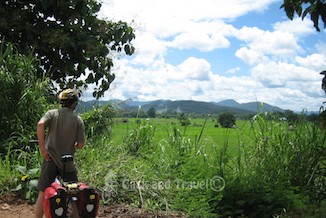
left=115, top=106, right=319, bottom=122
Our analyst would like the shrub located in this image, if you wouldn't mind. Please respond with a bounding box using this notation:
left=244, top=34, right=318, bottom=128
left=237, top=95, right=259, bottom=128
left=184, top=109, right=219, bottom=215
left=218, top=112, right=236, bottom=128
left=80, top=102, right=116, bottom=139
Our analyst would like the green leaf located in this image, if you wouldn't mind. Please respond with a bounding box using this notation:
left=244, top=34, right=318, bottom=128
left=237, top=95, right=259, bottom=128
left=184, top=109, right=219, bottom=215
left=15, top=166, right=27, bottom=175
left=236, top=200, right=246, bottom=205
left=124, top=44, right=130, bottom=54
left=27, top=168, right=39, bottom=178
left=29, top=179, right=38, bottom=190
left=234, top=209, right=244, bottom=214
left=12, top=184, right=23, bottom=191
left=311, top=11, right=320, bottom=31
left=302, top=5, right=313, bottom=19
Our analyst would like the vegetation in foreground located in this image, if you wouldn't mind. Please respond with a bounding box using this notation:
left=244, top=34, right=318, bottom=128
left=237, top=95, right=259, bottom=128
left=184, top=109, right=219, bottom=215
left=1, top=42, right=326, bottom=217
left=2, top=105, right=326, bottom=217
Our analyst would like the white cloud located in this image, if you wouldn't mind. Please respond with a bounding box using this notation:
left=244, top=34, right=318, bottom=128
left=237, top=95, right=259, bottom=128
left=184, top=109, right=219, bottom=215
left=295, top=54, right=326, bottom=72
left=235, top=47, right=269, bottom=66
left=99, top=0, right=280, bottom=23
left=273, top=17, right=316, bottom=35
left=177, top=57, right=212, bottom=81
left=226, top=67, right=241, bottom=74
left=251, top=61, right=322, bottom=88
left=236, top=27, right=302, bottom=57
left=130, top=32, right=167, bottom=66
left=169, top=32, right=230, bottom=52
left=98, top=0, right=279, bottom=40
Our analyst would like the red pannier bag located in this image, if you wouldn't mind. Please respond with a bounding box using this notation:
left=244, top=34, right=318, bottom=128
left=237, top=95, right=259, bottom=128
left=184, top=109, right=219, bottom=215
left=78, top=182, right=100, bottom=218
left=43, top=182, right=67, bottom=218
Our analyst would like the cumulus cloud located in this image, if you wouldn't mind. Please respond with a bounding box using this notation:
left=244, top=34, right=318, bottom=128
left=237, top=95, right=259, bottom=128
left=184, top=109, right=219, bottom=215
left=177, top=57, right=212, bottom=81
left=130, top=32, right=168, bottom=66
left=169, top=32, right=230, bottom=52
left=226, top=67, right=241, bottom=74
left=235, top=47, right=269, bottom=65
left=251, top=61, right=322, bottom=88
left=295, top=54, right=326, bottom=72
left=273, top=17, right=316, bottom=35
left=99, top=0, right=279, bottom=24
left=236, top=27, right=302, bottom=57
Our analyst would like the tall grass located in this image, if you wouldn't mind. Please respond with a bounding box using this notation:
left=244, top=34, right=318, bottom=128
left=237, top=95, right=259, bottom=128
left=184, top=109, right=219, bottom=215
left=0, top=42, right=52, bottom=153
left=75, top=112, right=326, bottom=217
left=0, top=42, right=53, bottom=201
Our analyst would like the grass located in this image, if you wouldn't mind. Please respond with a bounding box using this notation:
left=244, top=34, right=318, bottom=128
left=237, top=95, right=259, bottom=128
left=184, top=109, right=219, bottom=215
left=2, top=113, right=325, bottom=217
left=73, top=115, right=326, bottom=217
left=113, top=118, right=240, bottom=145
left=111, top=117, right=288, bottom=157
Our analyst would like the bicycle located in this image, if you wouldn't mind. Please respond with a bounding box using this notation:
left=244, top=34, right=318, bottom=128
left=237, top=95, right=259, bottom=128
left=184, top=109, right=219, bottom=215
left=30, top=141, right=100, bottom=218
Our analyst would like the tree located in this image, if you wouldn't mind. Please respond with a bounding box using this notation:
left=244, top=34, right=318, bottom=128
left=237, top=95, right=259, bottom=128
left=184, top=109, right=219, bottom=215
left=281, top=0, right=326, bottom=32
left=178, top=112, right=190, bottom=126
left=244, top=113, right=256, bottom=120
left=0, top=0, right=135, bottom=98
left=218, top=112, right=236, bottom=128
left=284, top=109, right=299, bottom=123
left=307, top=113, right=319, bottom=121
left=147, top=107, right=156, bottom=118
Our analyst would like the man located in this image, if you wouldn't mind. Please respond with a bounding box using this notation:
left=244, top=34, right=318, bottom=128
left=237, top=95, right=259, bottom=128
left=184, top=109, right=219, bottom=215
left=34, top=89, right=85, bottom=218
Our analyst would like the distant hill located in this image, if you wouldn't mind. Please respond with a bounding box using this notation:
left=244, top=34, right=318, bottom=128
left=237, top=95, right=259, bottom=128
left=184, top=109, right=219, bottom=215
left=214, top=99, right=284, bottom=113
left=76, top=99, right=285, bottom=115
left=75, top=100, right=107, bottom=113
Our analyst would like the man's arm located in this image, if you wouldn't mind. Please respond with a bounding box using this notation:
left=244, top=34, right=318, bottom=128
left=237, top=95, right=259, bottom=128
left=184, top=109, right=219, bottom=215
left=37, top=119, right=51, bottom=161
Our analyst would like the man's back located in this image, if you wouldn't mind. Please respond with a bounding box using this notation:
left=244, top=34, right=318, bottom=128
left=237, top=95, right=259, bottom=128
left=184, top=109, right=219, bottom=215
left=42, top=107, right=85, bottom=171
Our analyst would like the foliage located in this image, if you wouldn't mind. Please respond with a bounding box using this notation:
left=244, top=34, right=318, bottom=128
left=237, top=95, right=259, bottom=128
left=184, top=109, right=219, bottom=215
left=284, top=109, right=300, bottom=123
left=244, top=112, right=255, bottom=120
left=248, top=112, right=326, bottom=200
left=147, top=107, right=156, bottom=118
left=0, top=42, right=53, bottom=152
left=0, top=145, right=15, bottom=194
left=0, top=140, right=42, bottom=202
left=216, top=181, right=295, bottom=217
left=74, top=115, right=320, bottom=216
left=307, top=113, right=319, bottom=121
left=0, top=0, right=135, bottom=98
left=281, top=0, right=326, bottom=32
left=80, top=102, right=116, bottom=139
left=218, top=112, right=236, bottom=128
left=122, top=118, right=156, bottom=154
left=178, top=112, right=190, bottom=126
left=10, top=165, right=39, bottom=203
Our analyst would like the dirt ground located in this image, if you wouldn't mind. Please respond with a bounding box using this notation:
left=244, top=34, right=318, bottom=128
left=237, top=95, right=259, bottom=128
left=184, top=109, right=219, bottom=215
left=0, top=192, right=186, bottom=218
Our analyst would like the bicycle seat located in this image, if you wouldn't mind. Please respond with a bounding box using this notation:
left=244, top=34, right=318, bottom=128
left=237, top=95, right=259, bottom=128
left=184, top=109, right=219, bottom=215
left=61, top=154, right=74, bottom=162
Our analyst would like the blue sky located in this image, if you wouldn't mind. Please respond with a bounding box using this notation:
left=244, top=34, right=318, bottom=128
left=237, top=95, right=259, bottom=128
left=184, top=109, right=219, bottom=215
left=82, top=0, right=326, bottom=112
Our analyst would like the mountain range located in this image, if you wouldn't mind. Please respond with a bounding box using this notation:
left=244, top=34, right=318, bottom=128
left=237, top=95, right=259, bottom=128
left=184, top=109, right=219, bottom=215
left=76, top=99, right=286, bottom=115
